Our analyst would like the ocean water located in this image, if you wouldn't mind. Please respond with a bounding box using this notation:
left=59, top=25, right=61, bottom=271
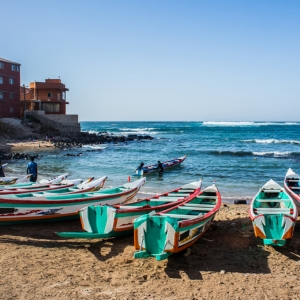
left=5, top=121, right=300, bottom=201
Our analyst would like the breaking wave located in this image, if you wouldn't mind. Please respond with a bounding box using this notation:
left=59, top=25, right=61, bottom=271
left=203, top=121, right=300, bottom=126
left=242, top=139, right=300, bottom=144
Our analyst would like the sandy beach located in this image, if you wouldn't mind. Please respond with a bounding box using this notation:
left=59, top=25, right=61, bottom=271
left=1, top=204, right=300, bottom=299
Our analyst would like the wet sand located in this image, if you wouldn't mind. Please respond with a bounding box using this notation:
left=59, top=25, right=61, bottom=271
left=1, top=204, right=300, bottom=299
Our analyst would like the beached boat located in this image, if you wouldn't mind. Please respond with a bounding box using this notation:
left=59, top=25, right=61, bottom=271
left=249, top=179, right=298, bottom=246
left=0, top=173, right=69, bottom=188
left=0, top=178, right=146, bottom=225
left=135, top=155, right=187, bottom=175
left=1, top=176, right=107, bottom=199
left=133, top=183, right=221, bottom=260
left=284, top=168, right=300, bottom=211
left=56, top=180, right=202, bottom=239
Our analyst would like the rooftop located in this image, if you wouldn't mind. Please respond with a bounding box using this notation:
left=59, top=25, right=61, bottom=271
left=0, top=58, right=21, bottom=65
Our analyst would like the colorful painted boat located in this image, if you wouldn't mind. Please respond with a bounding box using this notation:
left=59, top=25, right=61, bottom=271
left=0, top=173, right=69, bottom=188
left=249, top=179, right=298, bottom=246
left=284, top=168, right=300, bottom=211
left=1, top=176, right=107, bottom=199
left=56, top=179, right=202, bottom=239
left=135, top=155, right=187, bottom=175
left=133, top=183, right=221, bottom=260
left=0, top=178, right=146, bottom=225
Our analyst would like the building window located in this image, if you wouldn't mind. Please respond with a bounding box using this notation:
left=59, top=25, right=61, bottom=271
left=0, top=62, right=3, bottom=69
left=41, top=103, right=60, bottom=113
left=9, top=78, right=14, bottom=85
left=0, top=92, right=3, bottom=99
left=48, top=92, right=52, bottom=98
left=9, top=92, right=15, bottom=99
left=11, top=65, right=19, bottom=71
left=0, top=77, right=3, bottom=84
left=62, top=91, right=66, bottom=100
left=9, top=107, right=14, bottom=113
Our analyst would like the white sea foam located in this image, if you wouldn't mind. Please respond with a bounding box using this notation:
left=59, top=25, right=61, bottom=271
left=203, top=121, right=300, bottom=126
left=242, top=139, right=300, bottom=144
left=252, top=151, right=291, bottom=157
left=82, top=145, right=106, bottom=150
left=120, top=127, right=155, bottom=132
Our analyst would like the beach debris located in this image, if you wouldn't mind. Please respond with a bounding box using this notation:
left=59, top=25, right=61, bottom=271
left=202, top=238, right=214, bottom=242
left=234, top=200, right=247, bottom=205
left=220, top=270, right=225, bottom=275
left=84, top=244, right=91, bottom=248
left=183, top=248, right=191, bottom=257
left=243, top=234, right=252, bottom=238
left=295, top=260, right=300, bottom=266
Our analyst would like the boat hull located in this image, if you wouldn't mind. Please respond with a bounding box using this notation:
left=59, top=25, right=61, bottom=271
left=0, top=182, right=143, bottom=225
left=250, top=179, right=298, bottom=246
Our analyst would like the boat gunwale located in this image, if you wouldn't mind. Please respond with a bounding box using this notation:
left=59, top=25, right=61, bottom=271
left=0, top=186, right=140, bottom=205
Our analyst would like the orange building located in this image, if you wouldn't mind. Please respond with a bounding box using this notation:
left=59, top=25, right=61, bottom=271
left=21, top=78, right=69, bottom=115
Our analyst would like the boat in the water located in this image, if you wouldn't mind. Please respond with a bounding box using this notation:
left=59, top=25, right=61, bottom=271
left=133, top=183, right=221, bottom=260
left=284, top=168, right=300, bottom=211
left=135, top=155, right=187, bottom=175
left=0, top=178, right=146, bottom=225
left=0, top=176, right=107, bottom=199
left=249, top=179, right=298, bottom=246
left=56, top=179, right=202, bottom=239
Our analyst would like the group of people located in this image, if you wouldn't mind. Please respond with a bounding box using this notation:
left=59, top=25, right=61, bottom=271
left=0, top=157, right=38, bottom=183
left=136, top=161, right=164, bottom=175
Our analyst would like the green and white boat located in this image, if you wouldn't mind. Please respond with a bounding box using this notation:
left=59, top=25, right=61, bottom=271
left=133, top=183, right=221, bottom=260
left=0, top=178, right=145, bottom=225
left=250, top=179, right=298, bottom=246
left=56, top=180, right=202, bottom=239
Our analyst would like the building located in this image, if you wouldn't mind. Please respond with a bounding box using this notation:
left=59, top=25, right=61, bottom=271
left=0, top=58, right=21, bottom=118
left=20, top=78, right=69, bottom=115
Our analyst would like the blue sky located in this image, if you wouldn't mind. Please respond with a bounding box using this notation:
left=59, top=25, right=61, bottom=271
left=2, top=0, right=300, bottom=121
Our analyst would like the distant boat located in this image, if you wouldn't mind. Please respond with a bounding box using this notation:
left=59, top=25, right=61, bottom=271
left=249, top=179, right=298, bottom=246
left=135, top=155, right=187, bottom=175
left=284, top=168, right=300, bottom=211
left=133, top=183, right=221, bottom=260
left=0, top=178, right=146, bottom=225
left=56, top=179, right=202, bottom=239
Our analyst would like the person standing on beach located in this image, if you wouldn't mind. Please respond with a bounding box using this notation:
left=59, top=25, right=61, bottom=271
left=0, top=160, right=5, bottom=177
left=27, top=157, right=38, bottom=182
left=158, top=161, right=163, bottom=173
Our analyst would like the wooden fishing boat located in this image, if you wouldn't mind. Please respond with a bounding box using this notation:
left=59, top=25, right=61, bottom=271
left=0, top=178, right=146, bottom=225
left=0, top=173, right=69, bottom=188
left=135, top=155, right=187, bottom=175
left=57, top=180, right=202, bottom=239
left=133, top=183, right=221, bottom=260
left=1, top=176, right=107, bottom=199
left=284, top=168, right=300, bottom=211
left=249, top=179, right=298, bottom=246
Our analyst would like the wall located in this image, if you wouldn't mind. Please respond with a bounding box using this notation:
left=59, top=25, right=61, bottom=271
left=0, top=60, right=21, bottom=118
left=29, top=111, right=81, bottom=135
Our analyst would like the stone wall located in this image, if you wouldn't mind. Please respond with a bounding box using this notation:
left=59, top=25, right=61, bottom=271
left=28, top=111, right=81, bottom=135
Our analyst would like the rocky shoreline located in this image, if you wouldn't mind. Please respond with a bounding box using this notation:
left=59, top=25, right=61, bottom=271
left=0, top=132, right=154, bottom=160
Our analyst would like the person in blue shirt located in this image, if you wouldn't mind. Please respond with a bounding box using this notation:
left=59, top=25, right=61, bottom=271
left=27, top=157, right=38, bottom=182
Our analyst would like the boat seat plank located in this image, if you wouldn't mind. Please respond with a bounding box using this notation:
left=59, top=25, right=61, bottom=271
left=178, top=189, right=196, bottom=193
left=119, top=205, right=144, bottom=209
left=290, top=187, right=300, bottom=189
left=168, top=193, right=191, bottom=197
left=262, top=189, right=282, bottom=193
left=257, top=199, right=290, bottom=202
left=150, top=198, right=183, bottom=202
left=161, top=213, right=197, bottom=219
left=158, top=197, right=184, bottom=201
left=183, top=203, right=215, bottom=208
left=179, top=206, right=212, bottom=211
left=287, top=179, right=299, bottom=182
left=254, top=208, right=292, bottom=214
left=196, top=196, right=217, bottom=199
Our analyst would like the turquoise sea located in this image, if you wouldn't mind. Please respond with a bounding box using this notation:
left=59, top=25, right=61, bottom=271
left=5, top=121, right=300, bottom=202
